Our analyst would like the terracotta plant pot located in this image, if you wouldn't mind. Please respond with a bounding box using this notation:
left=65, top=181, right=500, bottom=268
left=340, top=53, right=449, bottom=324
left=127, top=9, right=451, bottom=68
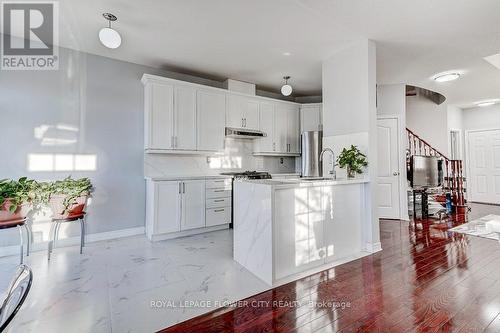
left=49, top=194, right=88, bottom=219
left=0, top=199, right=31, bottom=223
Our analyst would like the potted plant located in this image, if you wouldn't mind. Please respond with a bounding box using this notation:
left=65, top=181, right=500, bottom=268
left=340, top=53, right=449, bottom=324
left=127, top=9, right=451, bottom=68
left=44, top=177, right=94, bottom=219
left=0, top=177, right=38, bottom=223
left=337, top=145, right=368, bottom=178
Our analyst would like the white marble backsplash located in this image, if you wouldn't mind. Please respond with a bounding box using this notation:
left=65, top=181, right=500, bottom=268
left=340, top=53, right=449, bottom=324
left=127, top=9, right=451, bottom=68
left=323, top=132, right=369, bottom=179
left=144, top=138, right=298, bottom=178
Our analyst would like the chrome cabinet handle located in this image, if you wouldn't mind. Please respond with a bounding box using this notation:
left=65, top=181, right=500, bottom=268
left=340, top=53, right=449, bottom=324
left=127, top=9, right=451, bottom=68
left=178, top=182, right=181, bottom=194
left=214, top=190, right=224, bottom=192
left=182, top=182, right=185, bottom=193
left=273, top=142, right=276, bottom=151
left=214, top=199, right=224, bottom=202
left=214, top=209, right=225, bottom=212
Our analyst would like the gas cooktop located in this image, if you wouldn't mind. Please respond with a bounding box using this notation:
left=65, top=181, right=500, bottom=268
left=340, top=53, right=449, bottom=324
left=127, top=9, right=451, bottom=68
left=220, top=171, right=272, bottom=179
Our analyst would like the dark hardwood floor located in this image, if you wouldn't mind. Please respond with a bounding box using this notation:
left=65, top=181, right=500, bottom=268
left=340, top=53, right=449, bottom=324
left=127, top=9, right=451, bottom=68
left=159, top=203, right=500, bottom=333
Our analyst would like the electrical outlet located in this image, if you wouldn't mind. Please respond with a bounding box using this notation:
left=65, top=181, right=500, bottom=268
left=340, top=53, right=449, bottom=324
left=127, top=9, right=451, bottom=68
left=206, top=156, right=211, bottom=164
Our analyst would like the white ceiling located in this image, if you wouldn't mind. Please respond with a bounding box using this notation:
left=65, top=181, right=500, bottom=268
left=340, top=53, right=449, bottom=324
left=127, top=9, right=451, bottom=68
left=10, top=0, right=500, bottom=105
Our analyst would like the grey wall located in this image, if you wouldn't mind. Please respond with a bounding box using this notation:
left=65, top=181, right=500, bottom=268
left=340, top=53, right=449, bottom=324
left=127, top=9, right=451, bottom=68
left=0, top=46, right=175, bottom=245
left=0, top=41, right=298, bottom=247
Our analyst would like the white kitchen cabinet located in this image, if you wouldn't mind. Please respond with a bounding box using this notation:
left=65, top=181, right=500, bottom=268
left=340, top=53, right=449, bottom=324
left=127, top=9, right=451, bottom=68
left=197, top=89, right=226, bottom=151
left=143, top=80, right=197, bottom=151
left=287, top=104, right=300, bottom=153
left=146, top=177, right=231, bottom=241
left=181, top=180, right=206, bottom=230
left=146, top=181, right=181, bottom=238
left=254, top=101, right=300, bottom=155
left=174, top=85, right=197, bottom=150
left=255, top=101, right=275, bottom=152
left=274, top=106, right=288, bottom=153
left=300, top=104, right=322, bottom=132
left=144, top=82, right=174, bottom=150
left=226, top=94, right=259, bottom=130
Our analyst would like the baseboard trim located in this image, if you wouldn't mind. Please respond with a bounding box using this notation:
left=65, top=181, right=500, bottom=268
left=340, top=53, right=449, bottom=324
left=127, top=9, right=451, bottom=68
left=365, top=242, right=382, bottom=253
left=149, top=225, right=229, bottom=241
left=0, top=226, right=145, bottom=258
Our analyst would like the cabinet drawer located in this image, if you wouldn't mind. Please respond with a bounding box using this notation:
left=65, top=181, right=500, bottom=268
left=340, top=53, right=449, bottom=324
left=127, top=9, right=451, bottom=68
left=206, top=207, right=231, bottom=227
left=206, top=197, right=231, bottom=208
left=206, top=188, right=231, bottom=198
left=206, top=178, right=232, bottom=189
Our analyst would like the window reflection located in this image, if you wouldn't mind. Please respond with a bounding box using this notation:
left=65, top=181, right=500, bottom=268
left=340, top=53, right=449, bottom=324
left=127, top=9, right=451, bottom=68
left=28, top=153, right=97, bottom=172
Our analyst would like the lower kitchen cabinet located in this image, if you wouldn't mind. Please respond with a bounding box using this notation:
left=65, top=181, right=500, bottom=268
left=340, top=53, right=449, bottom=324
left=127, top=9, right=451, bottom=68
left=151, top=181, right=181, bottom=235
left=145, top=178, right=231, bottom=241
left=181, top=180, right=206, bottom=230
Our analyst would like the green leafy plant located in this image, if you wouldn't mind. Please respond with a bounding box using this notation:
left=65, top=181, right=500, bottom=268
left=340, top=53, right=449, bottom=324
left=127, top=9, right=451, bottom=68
left=337, top=145, right=368, bottom=177
left=0, top=177, right=38, bottom=213
left=39, top=176, right=93, bottom=214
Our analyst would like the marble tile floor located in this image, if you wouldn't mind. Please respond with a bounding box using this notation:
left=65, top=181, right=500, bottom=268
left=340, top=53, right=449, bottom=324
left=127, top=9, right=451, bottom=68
left=0, top=229, right=269, bottom=333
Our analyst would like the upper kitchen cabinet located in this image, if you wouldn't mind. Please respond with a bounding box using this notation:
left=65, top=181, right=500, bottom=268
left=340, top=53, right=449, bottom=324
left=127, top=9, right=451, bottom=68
left=143, top=81, right=175, bottom=150
left=254, top=101, right=300, bottom=156
left=226, top=94, right=259, bottom=130
left=173, top=85, right=197, bottom=150
left=142, top=74, right=226, bottom=153
left=254, top=101, right=275, bottom=153
left=197, top=89, right=226, bottom=151
left=300, top=103, right=322, bottom=132
left=277, top=102, right=300, bottom=154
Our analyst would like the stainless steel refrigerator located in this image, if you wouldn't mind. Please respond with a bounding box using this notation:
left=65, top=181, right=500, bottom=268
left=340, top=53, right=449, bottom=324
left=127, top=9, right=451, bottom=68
left=301, top=131, right=323, bottom=177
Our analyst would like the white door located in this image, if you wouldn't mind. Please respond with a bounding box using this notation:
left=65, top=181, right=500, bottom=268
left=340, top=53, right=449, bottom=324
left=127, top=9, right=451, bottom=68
left=197, top=89, right=225, bottom=151
left=256, top=101, right=275, bottom=152
left=146, top=83, right=174, bottom=149
left=377, top=118, right=401, bottom=219
left=468, top=129, right=500, bottom=204
left=155, top=181, right=181, bottom=234
left=180, top=180, right=206, bottom=231
left=174, top=85, right=197, bottom=150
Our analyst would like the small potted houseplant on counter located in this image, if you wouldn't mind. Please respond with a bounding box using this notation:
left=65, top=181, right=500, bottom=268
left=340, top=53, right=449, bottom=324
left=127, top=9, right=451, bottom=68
left=0, top=177, right=38, bottom=223
left=337, top=145, right=368, bottom=178
left=43, top=176, right=94, bottom=219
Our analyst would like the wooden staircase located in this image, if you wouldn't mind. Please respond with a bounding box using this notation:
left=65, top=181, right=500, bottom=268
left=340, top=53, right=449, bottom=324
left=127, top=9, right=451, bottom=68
left=406, top=128, right=468, bottom=214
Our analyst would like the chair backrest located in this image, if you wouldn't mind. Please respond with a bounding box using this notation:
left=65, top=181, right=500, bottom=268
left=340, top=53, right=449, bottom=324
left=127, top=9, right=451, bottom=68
left=0, top=265, right=32, bottom=332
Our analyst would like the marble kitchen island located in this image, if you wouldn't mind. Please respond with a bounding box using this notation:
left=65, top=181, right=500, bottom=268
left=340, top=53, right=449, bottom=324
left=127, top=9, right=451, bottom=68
left=233, top=177, right=373, bottom=285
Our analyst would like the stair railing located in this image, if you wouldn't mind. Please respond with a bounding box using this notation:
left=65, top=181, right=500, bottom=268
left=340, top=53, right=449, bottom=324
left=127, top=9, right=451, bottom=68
left=406, top=128, right=467, bottom=210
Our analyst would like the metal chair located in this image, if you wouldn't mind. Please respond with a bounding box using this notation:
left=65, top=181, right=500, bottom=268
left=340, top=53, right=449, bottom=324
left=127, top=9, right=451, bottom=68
left=0, top=219, right=31, bottom=264
left=47, top=213, right=86, bottom=260
left=0, top=264, right=33, bottom=332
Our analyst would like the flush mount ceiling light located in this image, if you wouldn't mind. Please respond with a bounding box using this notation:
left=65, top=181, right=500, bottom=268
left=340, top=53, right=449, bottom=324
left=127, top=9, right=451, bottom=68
left=99, top=13, right=121, bottom=49
left=432, top=72, right=461, bottom=83
left=281, top=76, right=293, bottom=96
left=476, top=100, right=497, bottom=107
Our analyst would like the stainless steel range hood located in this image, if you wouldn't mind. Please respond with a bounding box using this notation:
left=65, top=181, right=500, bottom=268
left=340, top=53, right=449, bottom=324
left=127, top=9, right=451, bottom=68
left=225, top=127, right=266, bottom=139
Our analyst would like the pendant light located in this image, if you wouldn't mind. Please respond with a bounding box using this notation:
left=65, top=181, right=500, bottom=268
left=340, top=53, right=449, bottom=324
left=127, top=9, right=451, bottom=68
left=99, top=13, right=121, bottom=49
left=281, top=76, right=293, bottom=96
